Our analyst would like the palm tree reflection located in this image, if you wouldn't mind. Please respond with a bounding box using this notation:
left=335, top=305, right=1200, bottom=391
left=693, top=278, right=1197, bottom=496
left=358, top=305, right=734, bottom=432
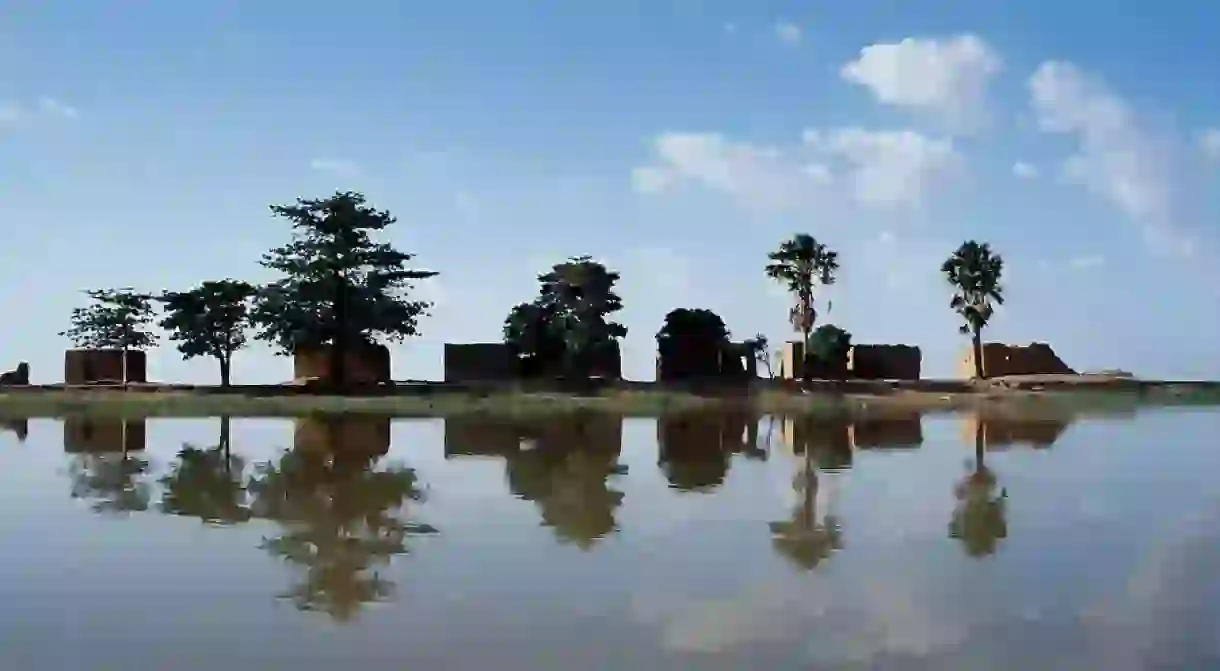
left=770, top=418, right=851, bottom=570
left=949, top=420, right=1009, bottom=557
left=247, top=415, right=437, bottom=621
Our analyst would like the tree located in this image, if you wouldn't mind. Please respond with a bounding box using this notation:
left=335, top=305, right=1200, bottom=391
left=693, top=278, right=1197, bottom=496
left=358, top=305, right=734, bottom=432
left=60, top=288, right=158, bottom=386
left=941, top=240, right=1005, bottom=379
left=745, top=333, right=773, bottom=379
left=251, top=191, right=438, bottom=387
left=765, top=234, right=839, bottom=380
left=505, top=256, right=628, bottom=379
left=656, top=308, right=731, bottom=379
left=159, top=280, right=257, bottom=388
left=503, top=302, right=566, bottom=376
left=808, top=324, right=852, bottom=366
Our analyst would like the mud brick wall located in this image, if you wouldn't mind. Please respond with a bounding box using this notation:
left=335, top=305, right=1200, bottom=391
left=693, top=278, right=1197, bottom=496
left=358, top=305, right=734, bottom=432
left=848, top=344, right=922, bottom=381
left=293, top=415, right=392, bottom=460
left=778, top=341, right=848, bottom=380
left=850, top=415, right=924, bottom=449
left=656, top=341, right=723, bottom=381
left=64, top=349, right=147, bottom=385
left=957, top=342, right=1075, bottom=379
left=293, top=342, right=391, bottom=385
left=443, top=343, right=516, bottom=383
left=63, top=418, right=147, bottom=453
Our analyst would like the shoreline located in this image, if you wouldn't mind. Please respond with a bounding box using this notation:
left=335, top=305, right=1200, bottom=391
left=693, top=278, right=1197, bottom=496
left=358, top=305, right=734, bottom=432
left=1, top=376, right=1218, bottom=419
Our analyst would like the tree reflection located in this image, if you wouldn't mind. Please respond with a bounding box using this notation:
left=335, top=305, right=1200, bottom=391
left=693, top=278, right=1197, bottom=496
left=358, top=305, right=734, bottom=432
left=160, top=416, right=251, bottom=525
left=1, top=418, right=28, bottom=443
left=247, top=415, right=436, bottom=621
left=504, top=414, right=626, bottom=550
left=657, top=411, right=764, bottom=492
left=770, top=417, right=851, bottom=570
left=949, top=420, right=1009, bottom=557
left=65, top=418, right=151, bottom=515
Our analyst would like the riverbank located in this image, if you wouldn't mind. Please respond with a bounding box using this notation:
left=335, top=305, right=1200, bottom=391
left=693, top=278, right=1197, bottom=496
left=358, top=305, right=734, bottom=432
left=1, top=376, right=1218, bottom=418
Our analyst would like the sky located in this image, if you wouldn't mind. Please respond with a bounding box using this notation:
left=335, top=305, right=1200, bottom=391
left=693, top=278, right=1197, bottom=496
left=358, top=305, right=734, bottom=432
left=2, top=0, right=1219, bottom=384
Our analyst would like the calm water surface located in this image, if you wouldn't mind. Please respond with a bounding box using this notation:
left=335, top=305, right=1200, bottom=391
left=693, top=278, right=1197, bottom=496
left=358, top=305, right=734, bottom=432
left=1, top=408, right=1218, bottom=670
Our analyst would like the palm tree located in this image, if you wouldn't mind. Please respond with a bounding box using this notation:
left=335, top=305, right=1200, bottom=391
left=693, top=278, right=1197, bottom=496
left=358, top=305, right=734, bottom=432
left=941, top=240, right=1005, bottom=379
left=765, top=234, right=839, bottom=380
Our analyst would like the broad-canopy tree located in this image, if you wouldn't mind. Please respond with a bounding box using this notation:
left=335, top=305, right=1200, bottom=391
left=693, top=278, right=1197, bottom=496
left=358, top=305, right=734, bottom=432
left=941, top=240, right=1005, bottom=379
left=503, top=302, right=566, bottom=376
left=765, top=234, right=839, bottom=377
left=808, top=323, right=852, bottom=365
left=504, top=256, right=628, bottom=379
left=251, top=191, right=438, bottom=387
left=655, top=308, right=732, bottom=378
left=60, top=288, right=159, bottom=385
left=159, top=280, right=257, bottom=388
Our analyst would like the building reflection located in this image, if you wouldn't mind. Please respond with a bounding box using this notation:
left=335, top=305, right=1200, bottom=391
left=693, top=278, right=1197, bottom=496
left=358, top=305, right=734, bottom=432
left=159, top=416, right=251, bottom=526
left=444, top=414, right=626, bottom=550
left=246, top=414, right=436, bottom=622
left=958, top=408, right=1077, bottom=450
left=63, top=417, right=150, bottom=515
left=656, top=411, right=765, bottom=493
left=849, top=413, right=924, bottom=450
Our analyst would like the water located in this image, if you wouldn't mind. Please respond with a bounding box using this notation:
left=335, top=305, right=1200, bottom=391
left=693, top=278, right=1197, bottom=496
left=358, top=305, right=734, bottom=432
left=1, top=408, right=1218, bottom=670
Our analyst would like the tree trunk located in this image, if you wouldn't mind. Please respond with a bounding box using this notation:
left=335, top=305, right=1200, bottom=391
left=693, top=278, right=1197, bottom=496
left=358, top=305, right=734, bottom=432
left=331, top=272, right=348, bottom=390
left=974, top=415, right=986, bottom=471
left=121, top=345, right=129, bottom=390
left=219, top=356, right=232, bottom=389
left=219, top=414, right=232, bottom=468
left=971, top=326, right=984, bottom=379
left=802, top=447, right=818, bottom=530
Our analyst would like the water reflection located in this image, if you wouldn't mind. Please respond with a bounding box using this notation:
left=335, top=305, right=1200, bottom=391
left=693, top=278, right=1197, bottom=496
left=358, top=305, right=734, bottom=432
left=1, top=418, right=28, bottom=443
left=770, top=418, right=857, bottom=570
left=444, top=414, right=626, bottom=549
left=960, top=408, right=1075, bottom=449
left=64, top=417, right=151, bottom=515
left=246, top=415, right=436, bottom=621
left=656, top=411, right=765, bottom=492
left=159, top=416, right=251, bottom=525
left=949, top=417, right=1009, bottom=557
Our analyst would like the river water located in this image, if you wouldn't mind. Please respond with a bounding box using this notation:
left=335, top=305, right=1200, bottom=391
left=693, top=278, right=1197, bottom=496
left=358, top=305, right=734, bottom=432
left=1, top=409, right=1217, bottom=670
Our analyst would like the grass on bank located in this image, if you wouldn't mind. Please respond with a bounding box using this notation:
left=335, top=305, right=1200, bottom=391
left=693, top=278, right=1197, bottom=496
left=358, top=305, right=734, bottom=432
left=2, top=384, right=1220, bottom=419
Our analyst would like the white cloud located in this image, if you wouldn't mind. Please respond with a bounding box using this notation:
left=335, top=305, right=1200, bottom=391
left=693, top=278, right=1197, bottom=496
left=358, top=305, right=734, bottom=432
left=1012, top=161, right=1039, bottom=179
left=633, top=128, right=960, bottom=210
left=805, top=127, right=962, bottom=206
left=840, top=34, right=1002, bottom=133
left=1198, top=128, right=1220, bottom=160
left=775, top=21, right=802, bottom=45
left=1028, top=60, right=1196, bottom=256
left=38, top=97, right=79, bottom=119
left=308, top=158, right=362, bottom=178
left=1068, top=254, right=1105, bottom=269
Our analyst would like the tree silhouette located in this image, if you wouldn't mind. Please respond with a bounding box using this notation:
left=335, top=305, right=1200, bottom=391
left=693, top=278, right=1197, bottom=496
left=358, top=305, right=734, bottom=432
left=949, top=421, right=1009, bottom=557
left=68, top=452, right=152, bottom=515
left=247, top=418, right=436, bottom=621
left=60, top=288, right=158, bottom=386
left=765, top=233, right=839, bottom=382
left=158, top=281, right=257, bottom=388
left=160, top=416, right=251, bottom=525
left=941, top=240, right=1005, bottom=379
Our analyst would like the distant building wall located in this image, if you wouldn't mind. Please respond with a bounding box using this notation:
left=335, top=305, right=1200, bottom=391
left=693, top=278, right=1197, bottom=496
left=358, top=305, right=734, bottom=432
left=777, top=341, right=848, bottom=380
left=293, top=342, right=391, bottom=384
left=657, top=341, right=757, bottom=382
left=63, top=418, right=147, bottom=453
left=957, top=342, right=1075, bottom=379
left=443, top=343, right=516, bottom=383
left=848, top=344, right=921, bottom=381
left=64, top=349, right=147, bottom=385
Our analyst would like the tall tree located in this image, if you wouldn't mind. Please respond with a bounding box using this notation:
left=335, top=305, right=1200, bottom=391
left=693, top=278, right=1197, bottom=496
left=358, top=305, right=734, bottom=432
left=765, top=234, right=839, bottom=379
left=159, top=280, right=257, bottom=388
left=505, top=256, right=628, bottom=379
left=941, top=240, right=1005, bottom=379
left=251, top=191, right=438, bottom=387
left=60, top=288, right=159, bottom=386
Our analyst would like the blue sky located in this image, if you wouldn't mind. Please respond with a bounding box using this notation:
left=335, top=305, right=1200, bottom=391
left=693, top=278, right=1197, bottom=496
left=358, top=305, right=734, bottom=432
left=3, top=0, right=1219, bottom=383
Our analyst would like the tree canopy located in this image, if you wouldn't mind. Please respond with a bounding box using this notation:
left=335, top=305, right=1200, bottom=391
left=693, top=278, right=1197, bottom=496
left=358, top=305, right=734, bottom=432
left=765, top=234, right=839, bottom=369
left=655, top=308, right=731, bottom=347
left=60, top=288, right=159, bottom=351
left=251, top=191, right=437, bottom=384
left=159, top=279, right=257, bottom=387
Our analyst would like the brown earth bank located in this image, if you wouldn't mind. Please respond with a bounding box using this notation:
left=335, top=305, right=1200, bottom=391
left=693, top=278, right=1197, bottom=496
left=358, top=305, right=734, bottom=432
left=0, top=374, right=1218, bottom=419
